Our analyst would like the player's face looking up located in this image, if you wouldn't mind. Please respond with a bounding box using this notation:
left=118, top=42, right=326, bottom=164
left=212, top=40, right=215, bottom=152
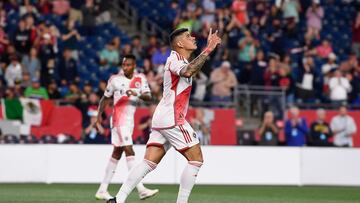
left=176, top=31, right=197, bottom=51
left=122, top=58, right=135, bottom=77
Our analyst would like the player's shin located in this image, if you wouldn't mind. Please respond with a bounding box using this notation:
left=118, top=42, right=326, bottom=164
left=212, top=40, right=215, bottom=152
left=99, top=157, right=119, bottom=192
left=125, top=155, right=146, bottom=192
left=116, top=159, right=157, bottom=202
left=176, top=161, right=203, bottom=203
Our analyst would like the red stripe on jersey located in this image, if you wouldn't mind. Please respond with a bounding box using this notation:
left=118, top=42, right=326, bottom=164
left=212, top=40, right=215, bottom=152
left=112, top=97, right=130, bottom=126
left=175, top=52, right=180, bottom=60
left=170, top=72, right=180, bottom=125
left=179, top=125, right=189, bottom=143
left=174, top=86, right=192, bottom=126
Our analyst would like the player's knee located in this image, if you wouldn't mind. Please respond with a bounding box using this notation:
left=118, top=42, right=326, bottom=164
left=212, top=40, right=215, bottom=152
left=124, top=146, right=135, bottom=156
left=111, top=147, right=123, bottom=160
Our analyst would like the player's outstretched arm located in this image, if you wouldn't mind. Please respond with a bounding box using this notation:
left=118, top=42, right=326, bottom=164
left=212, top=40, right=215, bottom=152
left=180, top=28, right=222, bottom=78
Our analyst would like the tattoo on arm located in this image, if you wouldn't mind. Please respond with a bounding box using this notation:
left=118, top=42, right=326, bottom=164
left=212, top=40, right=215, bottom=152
left=180, top=53, right=208, bottom=78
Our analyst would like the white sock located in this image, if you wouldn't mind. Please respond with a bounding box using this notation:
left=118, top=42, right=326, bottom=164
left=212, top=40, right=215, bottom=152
left=176, top=161, right=203, bottom=203
left=116, top=159, right=157, bottom=202
left=125, top=156, right=146, bottom=192
left=98, top=157, right=119, bottom=192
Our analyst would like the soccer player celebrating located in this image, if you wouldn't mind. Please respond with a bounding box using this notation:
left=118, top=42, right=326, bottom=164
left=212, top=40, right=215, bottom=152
left=107, top=28, right=221, bottom=203
left=95, top=54, right=159, bottom=200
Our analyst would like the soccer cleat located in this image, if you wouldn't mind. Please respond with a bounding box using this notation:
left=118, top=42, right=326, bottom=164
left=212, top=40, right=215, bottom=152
left=138, top=188, right=159, bottom=200
left=95, top=190, right=113, bottom=200
left=106, top=198, right=117, bottom=203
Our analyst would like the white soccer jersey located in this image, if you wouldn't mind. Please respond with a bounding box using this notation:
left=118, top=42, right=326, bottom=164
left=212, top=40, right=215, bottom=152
left=152, top=50, right=192, bottom=129
left=104, top=72, right=150, bottom=127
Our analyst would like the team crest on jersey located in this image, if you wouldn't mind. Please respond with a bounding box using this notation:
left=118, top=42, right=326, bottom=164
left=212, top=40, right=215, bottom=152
left=135, top=82, right=141, bottom=88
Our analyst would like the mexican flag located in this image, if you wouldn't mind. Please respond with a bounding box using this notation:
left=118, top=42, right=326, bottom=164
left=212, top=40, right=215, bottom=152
left=1, top=98, right=54, bottom=126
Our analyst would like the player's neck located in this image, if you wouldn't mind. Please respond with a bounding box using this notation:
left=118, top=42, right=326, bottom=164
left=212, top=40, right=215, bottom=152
left=175, top=49, right=191, bottom=61
left=124, top=72, right=133, bottom=79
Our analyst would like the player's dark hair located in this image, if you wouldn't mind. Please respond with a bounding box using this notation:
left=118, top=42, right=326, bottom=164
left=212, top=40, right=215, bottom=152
left=169, top=28, right=189, bottom=44
left=123, top=54, right=136, bottom=61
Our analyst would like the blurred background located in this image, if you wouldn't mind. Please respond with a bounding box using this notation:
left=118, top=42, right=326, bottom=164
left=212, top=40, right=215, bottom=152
left=0, top=0, right=360, bottom=201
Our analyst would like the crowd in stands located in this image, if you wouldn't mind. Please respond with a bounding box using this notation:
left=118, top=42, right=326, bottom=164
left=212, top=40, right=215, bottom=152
left=257, top=105, right=357, bottom=147
left=0, top=0, right=360, bottom=145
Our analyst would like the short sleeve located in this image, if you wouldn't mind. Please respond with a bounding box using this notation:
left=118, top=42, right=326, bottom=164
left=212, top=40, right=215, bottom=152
left=104, top=78, right=114, bottom=97
left=169, top=54, right=187, bottom=76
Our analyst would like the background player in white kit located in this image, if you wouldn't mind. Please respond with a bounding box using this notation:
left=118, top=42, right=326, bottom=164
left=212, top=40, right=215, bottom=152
left=107, top=28, right=221, bottom=203
left=94, top=54, right=159, bottom=200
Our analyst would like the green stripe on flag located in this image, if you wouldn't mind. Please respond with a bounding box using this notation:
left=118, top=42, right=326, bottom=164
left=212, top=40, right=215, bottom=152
left=1, top=99, right=23, bottom=120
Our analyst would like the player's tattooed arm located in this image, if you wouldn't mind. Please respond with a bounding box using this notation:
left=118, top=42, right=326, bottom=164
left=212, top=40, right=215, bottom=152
left=180, top=53, right=209, bottom=78
left=180, top=28, right=221, bottom=78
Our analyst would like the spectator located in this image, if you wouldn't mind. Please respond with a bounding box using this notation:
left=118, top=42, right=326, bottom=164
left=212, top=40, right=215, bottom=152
left=309, top=108, right=333, bottom=146
left=136, top=104, right=156, bottom=144
left=69, top=0, right=83, bottom=24
left=330, top=105, right=357, bottom=147
left=36, top=0, right=52, bottom=15
left=238, top=29, right=257, bottom=64
left=250, top=50, right=267, bottom=86
left=81, top=0, right=98, bottom=35
left=24, top=78, right=49, bottom=99
left=83, top=109, right=107, bottom=144
left=65, top=83, right=81, bottom=104
left=201, top=0, right=216, bottom=26
left=5, top=55, right=22, bottom=87
left=284, top=106, right=309, bottom=146
left=95, top=0, right=111, bottom=24
left=316, top=39, right=333, bottom=59
left=210, top=61, right=237, bottom=102
left=61, top=19, right=81, bottom=59
left=131, top=35, right=143, bottom=60
left=267, top=19, right=285, bottom=57
left=0, top=26, right=9, bottom=56
left=306, top=0, right=324, bottom=40
left=151, top=43, right=170, bottom=69
left=47, top=79, right=61, bottom=99
left=52, top=0, right=70, bottom=16
left=20, top=72, right=32, bottom=89
left=258, top=111, right=279, bottom=146
left=226, top=0, right=248, bottom=31
left=278, top=66, right=295, bottom=103
left=19, top=0, right=39, bottom=19
left=96, top=80, right=107, bottom=98
left=296, top=56, right=318, bottom=103
left=329, top=70, right=351, bottom=104
left=145, top=34, right=158, bottom=58
left=13, top=19, right=31, bottom=55
left=0, top=8, right=7, bottom=28
left=13, top=79, right=24, bottom=97
left=38, top=33, right=56, bottom=86
left=58, top=49, right=79, bottom=83
left=99, top=42, right=119, bottom=68
left=191, top=108, right=212, bottom=145
left=322, top=53, right=338, bottom=76
left=25, top=15, right=37, bottom=45
left=191, top=71, right=208, bottom=102
left=282, top=0, right=301, bottom=23
left=351, top=11, right=360, bottom=58
left=21, top=47, right=41, bottom=81
left=1, top=44, right=19, bottom=69
left=264, top=57, right=280, bottom=87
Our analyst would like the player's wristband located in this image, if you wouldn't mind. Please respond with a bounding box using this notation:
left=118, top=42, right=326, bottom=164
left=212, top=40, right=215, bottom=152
left=203, top=47, right=212, bottom=56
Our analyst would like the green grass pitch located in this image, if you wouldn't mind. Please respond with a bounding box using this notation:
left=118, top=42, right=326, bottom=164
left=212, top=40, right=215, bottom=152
left=0, top=184, right=359, bottom=203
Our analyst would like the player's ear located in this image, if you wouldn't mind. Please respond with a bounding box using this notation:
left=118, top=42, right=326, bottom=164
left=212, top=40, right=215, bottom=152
left=177, top=41, right=184, bottom=48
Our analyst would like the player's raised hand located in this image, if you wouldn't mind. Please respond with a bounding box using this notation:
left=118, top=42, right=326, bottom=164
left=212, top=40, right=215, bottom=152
left=206, top=28, right=222, bottom=53
left=94, top=119, right=103, bottom=132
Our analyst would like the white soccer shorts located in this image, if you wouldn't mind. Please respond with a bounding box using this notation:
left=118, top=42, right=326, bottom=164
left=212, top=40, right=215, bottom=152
left=111, top=125, right=134, bottom=147
left=147, top=121, right=199, bottom=151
